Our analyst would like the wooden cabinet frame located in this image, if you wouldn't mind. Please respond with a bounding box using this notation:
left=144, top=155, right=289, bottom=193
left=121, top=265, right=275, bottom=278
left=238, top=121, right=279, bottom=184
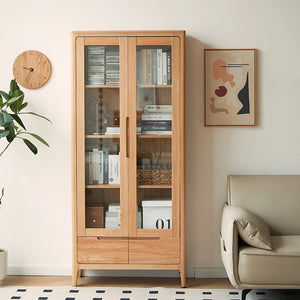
left=72, top=31, right=185, bottom=287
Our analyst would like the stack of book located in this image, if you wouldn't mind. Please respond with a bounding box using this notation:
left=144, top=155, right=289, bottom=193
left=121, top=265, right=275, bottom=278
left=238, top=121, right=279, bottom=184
left=86, top=46, right=105, bottom=85
left=141, top=105, right=172, bottom=135
left=86, top=149, right=120, bottom=185
left=105, top=203, right=120, bottom=228
left=105, top=126, right=142, bottom=135
left=106, top=47, right=120, bottom=85
left=137, top=48, right=171, bottom=85
left=105, top=127, right=120, bottom=135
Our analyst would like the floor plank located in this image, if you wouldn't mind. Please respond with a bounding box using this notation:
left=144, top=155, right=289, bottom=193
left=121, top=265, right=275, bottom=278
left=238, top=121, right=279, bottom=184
left=2, top=276, right=233, bottom=289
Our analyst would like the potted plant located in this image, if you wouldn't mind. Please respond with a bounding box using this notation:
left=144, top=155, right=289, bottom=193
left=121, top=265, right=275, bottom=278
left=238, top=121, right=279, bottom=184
left=0, top=79, right=50, bottom=283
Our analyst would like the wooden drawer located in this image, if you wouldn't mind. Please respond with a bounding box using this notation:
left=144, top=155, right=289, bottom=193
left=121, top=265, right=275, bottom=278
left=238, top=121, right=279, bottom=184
left=129, top=238, right=180, bottom=264
left=86, top=206, right=104, bottom=228
left=78, top=237, right=128, bottom=264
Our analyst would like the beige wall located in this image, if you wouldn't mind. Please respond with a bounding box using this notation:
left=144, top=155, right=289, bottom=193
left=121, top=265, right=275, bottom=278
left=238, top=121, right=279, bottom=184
left=0, top=0, right=299, bottom=277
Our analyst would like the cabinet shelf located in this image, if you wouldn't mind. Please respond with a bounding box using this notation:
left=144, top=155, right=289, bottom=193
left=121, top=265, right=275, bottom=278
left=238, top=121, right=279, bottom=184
left=137, top=134, right=172, bottom=139
left=85, top=85, right=119, bottom=89
left=137, top=85, right=172, bottom=88
left=86, top=135, right=120, bottom=139
left=138, top=184, right=172, bottom=189
left=86, top=184, right=120, bottom=189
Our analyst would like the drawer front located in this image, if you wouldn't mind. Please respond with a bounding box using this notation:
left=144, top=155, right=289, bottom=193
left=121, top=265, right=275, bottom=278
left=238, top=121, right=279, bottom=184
left=129, top=238, right=180, bottom=264
left=78, top=237, right=128, bottom=264
left=86, top=207, right=104, bottom=228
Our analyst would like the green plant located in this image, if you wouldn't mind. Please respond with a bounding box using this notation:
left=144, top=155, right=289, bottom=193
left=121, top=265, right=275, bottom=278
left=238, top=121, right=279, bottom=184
left=0, top=79, right=51, bottom=205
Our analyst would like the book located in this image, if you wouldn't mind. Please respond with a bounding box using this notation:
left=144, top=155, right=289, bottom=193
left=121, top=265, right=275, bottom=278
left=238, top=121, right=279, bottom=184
left=142, top=113, right=172, bottom=121
left=167, top=51, right=172, bottom=84
left=162, top=52, right=167, bottom=85
left=109, top=153, right=120, bottom=184
left=157, top=49, right=163, bottom=85
left=146, top=49, right=152, bottom=84
left=144, top=105, right=172, bottom=113
left=141, top=131, right=172, bottom=135
left=142, top=125, right=172, bottom=131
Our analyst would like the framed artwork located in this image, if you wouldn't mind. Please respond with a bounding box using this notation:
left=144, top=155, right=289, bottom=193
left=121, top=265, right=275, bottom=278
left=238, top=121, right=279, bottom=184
left=204, top=49, right=257, bottom=126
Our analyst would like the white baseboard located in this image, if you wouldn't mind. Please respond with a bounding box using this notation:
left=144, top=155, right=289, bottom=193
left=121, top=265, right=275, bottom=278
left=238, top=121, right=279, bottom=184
left=8, top=266, right=227, bottom=279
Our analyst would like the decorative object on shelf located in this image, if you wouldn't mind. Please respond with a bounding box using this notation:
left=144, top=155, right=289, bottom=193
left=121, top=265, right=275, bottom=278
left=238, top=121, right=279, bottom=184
left=13, top=50, right=52, bottom=89
left=87, top=88, right=108, bottom=134
left=204, top=49, right=257, bottom=126
left=86, top=206, right=104, bottom=228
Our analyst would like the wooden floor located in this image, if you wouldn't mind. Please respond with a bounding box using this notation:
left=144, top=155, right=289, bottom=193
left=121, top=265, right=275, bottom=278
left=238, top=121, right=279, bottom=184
left=2, top=276, right=233, bottom=289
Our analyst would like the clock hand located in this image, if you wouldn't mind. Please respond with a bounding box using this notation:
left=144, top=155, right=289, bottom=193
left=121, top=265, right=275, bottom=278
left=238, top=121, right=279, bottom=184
left=23, top=67, right=34, bottom=72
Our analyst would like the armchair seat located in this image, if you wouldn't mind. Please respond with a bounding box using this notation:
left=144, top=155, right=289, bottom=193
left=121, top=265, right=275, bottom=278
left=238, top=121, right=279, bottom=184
left=239, top=235, right=300, bottom=285
left=221, top=175, right=300, bottom=290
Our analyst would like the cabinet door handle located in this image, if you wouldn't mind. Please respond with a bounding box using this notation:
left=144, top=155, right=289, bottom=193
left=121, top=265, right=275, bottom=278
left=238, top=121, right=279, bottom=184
left=126, top=116, right=130, bottom=158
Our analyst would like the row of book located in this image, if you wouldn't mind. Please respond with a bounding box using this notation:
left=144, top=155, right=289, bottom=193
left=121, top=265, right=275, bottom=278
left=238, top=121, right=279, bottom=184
left=137, top=49, right=172, bottom=85
left=86, top=46, right=120, bottom=85
left=141, top=105, right=172, bottom=135
left=105, top=203, right=142, bottom=229
left=86, top=149, right=120, bottom=185
left=104, top=127, right=142, bottom=135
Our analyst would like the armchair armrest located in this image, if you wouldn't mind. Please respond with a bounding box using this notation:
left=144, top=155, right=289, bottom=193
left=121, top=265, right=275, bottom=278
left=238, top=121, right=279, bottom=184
left=220, top=202, right=241, bottom=288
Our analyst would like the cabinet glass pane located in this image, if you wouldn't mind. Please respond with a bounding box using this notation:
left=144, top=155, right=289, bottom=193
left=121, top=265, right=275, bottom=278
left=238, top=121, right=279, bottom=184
left=136, top=45, right=173, bottom=230
left=84, top=45, right=121, bottom=230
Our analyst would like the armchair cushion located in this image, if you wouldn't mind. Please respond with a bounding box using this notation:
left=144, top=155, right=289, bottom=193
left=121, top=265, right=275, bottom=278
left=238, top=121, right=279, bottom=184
left=228, top=205, right=272, bottom=250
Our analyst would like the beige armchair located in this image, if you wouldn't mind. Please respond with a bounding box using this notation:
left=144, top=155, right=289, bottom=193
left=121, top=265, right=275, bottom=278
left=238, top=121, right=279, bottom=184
left=220, top=175, right=300, bottom=299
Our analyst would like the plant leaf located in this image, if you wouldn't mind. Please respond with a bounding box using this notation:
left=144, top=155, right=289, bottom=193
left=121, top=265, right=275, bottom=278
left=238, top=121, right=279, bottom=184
left=9, top=114, right=26, bottom=130
left=0, top=129, right=10, bottom=138
left=9, top=79, right=20, bottom=97
left=10, top=90, right=24, bottom=113
left=0, top=94, right=3, bottom=107
left=26, top=132, right=49, bottom=147
left=5, top=125, right=16, bottom=142
left=20, top=102, right=28, bottom=111
left=6, top=94, right=24, bottom=107
left=19, top=112, right=52, bottom=124
left=23, top=138, right=38, bottom=154
left=0, top=91, right=11, bottom=101
left=0, top=111, right=14, bottom=127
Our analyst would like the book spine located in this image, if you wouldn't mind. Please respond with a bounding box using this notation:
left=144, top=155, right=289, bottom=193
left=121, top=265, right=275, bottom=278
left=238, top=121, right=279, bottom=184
left=144, top=105, right=172, bottom=113
left=157, top=49, right=163, bottom=85
left=141, top=130, right=172, bottom=135
left=142, top=125, right=172, bottom=131
left=167, top=51, right=172, bottom=85
left=152, top=49, right=157, bottom=85
left=103, top=149, right=109, bottom=184
left=136, top=50, right=141, bottom=85
left=142, top=114, right=172, bottom=120
left=141, top=49, right=147, bottom=84
left=142, top=120, right=172, bottom=126
left=162, top=52, right=167, bottom=85
left=109, top=154, right=120, bottom=184
left=99, top=150, right=103, bottom=184
left=92, top=149, right=99, bottom=184
left=146, top=49, right=152, bottom=84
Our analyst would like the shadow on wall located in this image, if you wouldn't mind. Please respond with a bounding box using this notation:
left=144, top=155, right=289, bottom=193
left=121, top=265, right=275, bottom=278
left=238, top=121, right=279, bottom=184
left=185, top=36, right=221, bottom=267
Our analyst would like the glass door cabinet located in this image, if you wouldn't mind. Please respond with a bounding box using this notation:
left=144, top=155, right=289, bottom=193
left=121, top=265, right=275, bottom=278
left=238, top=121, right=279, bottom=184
left=72, top=31, right=185, bottom=287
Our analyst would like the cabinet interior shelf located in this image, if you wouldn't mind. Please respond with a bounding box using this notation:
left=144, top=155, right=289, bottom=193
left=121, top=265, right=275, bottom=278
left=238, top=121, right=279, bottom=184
left=137, top=85, right=172, bottom=88
left=138, top=185, right=172, bottom=189
left=137, top=135, right=172, bottom=139
left=86, top=184, right=120, bottom=189
left=85, top=85, right=119, bottom=89
left=86, top=135, right=120, bottom=139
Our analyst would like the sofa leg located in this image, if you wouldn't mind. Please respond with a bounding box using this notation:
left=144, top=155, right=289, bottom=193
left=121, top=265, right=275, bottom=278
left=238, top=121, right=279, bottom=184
left=241, top=289, right=252, bottom=300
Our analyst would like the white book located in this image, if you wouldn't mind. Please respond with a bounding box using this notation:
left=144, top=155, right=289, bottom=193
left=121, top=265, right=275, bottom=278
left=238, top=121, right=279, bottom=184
left=99, top=150, right=104, bottom=184
left=92, top=149, right=99, bottom=184
left=108, top=203, right=121, bottom=212
left=109, top=154, right=120, bottom=184
left=162, top=52, right=167, bottom=85
left=142, top=131, right=172, bottom=135
left=157, top=49, right=163, bottom=85
left=142, top=114, right=172, bottom=121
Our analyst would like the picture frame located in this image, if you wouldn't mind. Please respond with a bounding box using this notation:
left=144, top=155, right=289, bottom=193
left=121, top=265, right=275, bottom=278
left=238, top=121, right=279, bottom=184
left=204, top=49, right=257, bottom=126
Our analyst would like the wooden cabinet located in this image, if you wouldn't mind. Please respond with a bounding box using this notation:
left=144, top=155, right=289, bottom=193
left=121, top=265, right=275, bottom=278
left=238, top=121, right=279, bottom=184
left=72, top=31, right=185, bottom=287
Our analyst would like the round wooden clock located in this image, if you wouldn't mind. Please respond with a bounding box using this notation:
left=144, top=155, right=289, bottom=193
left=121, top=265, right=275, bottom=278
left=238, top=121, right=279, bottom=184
left=13, top=50, right=52, bottom=89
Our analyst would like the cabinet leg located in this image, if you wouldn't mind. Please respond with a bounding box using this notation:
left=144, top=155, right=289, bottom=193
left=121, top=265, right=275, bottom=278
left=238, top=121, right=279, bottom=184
left=72, top=267, right=78, bottom=287
left=180, top=268, right=186, bottom=288
left=77, top=269, right=82, bottom=278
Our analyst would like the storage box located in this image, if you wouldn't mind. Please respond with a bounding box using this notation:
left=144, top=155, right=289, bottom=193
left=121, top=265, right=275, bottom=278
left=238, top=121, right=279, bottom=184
left=142, top=200, right=172, bottom=229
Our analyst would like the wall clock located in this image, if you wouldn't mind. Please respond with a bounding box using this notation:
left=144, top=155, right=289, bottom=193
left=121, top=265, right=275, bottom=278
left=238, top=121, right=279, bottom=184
left=13, top=50, right=52, bottom=89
